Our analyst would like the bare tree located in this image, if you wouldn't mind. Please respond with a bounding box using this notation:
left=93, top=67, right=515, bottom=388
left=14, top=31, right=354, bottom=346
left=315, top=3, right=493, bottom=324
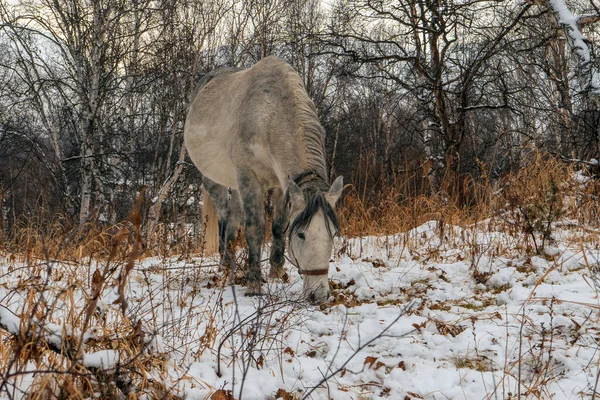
left=0, top=0, right=153, bottom=224
left=326, top=0, right=535, bottom=193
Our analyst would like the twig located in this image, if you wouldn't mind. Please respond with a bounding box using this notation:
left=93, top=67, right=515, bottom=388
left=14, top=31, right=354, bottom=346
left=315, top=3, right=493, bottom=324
left=518, top=306, right=526, bottom=399
left=302, top=300, right=417, bottom=399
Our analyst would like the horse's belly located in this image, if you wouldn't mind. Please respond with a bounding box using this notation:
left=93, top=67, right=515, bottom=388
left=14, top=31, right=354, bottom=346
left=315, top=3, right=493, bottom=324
left=185, top=127, right=238, bottom=189
left=199, top=159, right=237, bottom=189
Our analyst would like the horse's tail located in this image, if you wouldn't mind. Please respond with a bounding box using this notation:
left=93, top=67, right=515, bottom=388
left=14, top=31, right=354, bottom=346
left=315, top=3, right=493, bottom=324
left=202, top=187, right=219, bottom=255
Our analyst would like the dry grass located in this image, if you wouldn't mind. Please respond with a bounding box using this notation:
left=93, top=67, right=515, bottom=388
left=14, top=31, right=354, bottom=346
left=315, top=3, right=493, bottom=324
left=340, top=152, right=599, bottom=245
left=1, top=152, right=599, bottom=398
left=339, top=156, right=494, bottom=238
left=2, top=152, right=596, bottom=261
left=0, top=191, right=197, bottom=398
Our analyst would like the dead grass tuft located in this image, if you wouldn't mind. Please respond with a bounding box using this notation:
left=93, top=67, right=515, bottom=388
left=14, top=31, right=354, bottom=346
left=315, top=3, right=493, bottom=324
left=339, top=159, right=493, bottom=238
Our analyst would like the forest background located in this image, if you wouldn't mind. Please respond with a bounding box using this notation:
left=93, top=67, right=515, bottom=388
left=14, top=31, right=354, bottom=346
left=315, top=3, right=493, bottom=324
left=1, top=0, right=600, bottom=251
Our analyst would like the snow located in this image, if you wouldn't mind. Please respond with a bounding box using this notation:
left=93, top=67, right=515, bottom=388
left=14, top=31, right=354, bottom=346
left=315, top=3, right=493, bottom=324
left=44, top=321, right=65, bottom=349
left=550, top=0, right=591, bottom=62
left=0, top=306, right=20, bottom=334
left=2, top=361, right=36, bottom=400
left=573, top=170, right=591, bottom=184
left=1, top=219, right=600, bottom=398
left=549, top=0, right=600, bottom=92
left=83, top=350, right=121, bottom=369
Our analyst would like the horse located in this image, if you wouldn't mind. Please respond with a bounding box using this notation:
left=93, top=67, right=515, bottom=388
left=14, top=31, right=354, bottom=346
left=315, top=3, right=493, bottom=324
left=184, top=56, right=343, bottom=304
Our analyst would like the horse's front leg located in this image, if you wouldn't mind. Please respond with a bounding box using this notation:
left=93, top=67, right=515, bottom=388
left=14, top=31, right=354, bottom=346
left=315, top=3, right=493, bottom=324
left=268, top=187, right=289, bottom=282
left=238, top=171, right=266, bottom=295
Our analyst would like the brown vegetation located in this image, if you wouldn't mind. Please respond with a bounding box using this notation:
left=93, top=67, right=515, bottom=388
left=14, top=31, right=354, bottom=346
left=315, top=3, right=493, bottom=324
left=0, top=152, right=599, bottom=398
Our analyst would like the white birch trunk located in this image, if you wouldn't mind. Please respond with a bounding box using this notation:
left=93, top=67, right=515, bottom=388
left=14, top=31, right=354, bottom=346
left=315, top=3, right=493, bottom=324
left=79, top=147, right=94, bottom=224
left=421, top=119, right=444, bottom=192
left=146, top=144, right=188, bottom=245
left=78, top=2, right=104, bottom=225
left=547, top=0, right=600, bottom=94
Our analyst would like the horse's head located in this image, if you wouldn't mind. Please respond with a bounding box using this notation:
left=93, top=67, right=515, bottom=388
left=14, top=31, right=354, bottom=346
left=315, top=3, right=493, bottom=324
left=286, top=175, right=343, bottom=304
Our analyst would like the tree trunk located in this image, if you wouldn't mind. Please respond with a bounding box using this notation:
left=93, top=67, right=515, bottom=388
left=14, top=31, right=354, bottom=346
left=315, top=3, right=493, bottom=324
left=79, top=147, right=94, bottom=224
left=0, top=188, right=4, bottom=247
left=78, top=1, right=104, bottom=225
left=146, top=144, right=188, bottom=246
left=421, top=119, right=445, bottom=193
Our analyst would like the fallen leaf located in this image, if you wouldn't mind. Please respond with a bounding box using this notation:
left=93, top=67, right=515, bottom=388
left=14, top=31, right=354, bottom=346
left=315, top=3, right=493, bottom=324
left=364, top=356, right=378, bottom=368
left=211, top=389, right=233, bottom=400
left=275, top=388, right=293, bottom=399
left=256, top=354, right=264, bottom=369
left=283, top=347, right=295, bottom=357
left=412, top=321, right=426, bottom=330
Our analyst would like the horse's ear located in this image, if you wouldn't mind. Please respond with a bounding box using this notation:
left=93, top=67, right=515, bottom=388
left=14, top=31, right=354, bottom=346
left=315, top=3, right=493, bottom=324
left=326, top=176, right=343, bottom=206
left=287, top=176, right=305, bottom=214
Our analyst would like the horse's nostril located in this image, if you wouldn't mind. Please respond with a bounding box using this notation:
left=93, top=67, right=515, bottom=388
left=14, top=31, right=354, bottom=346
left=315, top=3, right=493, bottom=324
left=308, top=292, right=316, bottom=302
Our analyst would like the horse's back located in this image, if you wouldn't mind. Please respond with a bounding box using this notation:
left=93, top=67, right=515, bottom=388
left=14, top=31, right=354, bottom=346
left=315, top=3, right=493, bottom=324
left=184, top=57, right=312, bottom=190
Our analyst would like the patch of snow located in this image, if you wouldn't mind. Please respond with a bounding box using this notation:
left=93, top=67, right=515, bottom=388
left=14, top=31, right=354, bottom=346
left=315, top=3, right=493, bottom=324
left=573, top=170, right=590, bottom=184
left=83, top=350, right=121, bottom=369
left=0, top=306, right=20, bottom=334
left=487, top=266, right=518, bottom=288
left=44, top=321, right=64, bottom=348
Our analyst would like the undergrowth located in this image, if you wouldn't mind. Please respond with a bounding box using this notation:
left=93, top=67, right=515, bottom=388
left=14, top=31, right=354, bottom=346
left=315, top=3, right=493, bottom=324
left=340, top=153, right=598, bottom=248
left=1, top=152, right=600, bottom=398
left=2, top=153, right=596, bottom=260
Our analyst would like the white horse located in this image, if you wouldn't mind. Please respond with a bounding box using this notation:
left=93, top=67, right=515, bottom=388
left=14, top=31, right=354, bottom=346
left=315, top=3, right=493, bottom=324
left=184, top=57, right=343, bottom=303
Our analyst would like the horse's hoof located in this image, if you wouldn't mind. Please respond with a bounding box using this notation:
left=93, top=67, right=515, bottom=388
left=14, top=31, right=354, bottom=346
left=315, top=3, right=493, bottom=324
left=233, top=267, right=247, bottom=284
left=245, top=281, right=263, bottom=296
left=268, top=267, right=289, bottom=282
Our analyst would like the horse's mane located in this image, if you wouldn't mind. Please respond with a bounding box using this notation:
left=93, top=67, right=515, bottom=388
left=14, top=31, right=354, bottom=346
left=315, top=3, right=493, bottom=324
left=268, top=59, right=338, bottom=240
left=276, top=60, right=329, bottom=184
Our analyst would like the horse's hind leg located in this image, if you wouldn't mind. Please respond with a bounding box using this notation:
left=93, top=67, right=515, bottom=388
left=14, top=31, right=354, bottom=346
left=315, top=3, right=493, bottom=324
left=223, top=189, right=243, bottom=263
left=203, top=177, right=242, bottom=266
left=237, top=171, right=266, bottom=295
left=268, top=188, right=289, bottom=282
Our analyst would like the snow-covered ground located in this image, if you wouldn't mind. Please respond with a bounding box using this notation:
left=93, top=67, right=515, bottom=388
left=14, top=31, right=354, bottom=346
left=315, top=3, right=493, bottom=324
left=1, top=219, right=600, bottom=399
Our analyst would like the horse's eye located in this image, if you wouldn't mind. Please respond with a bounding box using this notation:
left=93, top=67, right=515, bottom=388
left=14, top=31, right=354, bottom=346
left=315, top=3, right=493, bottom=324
left=297, top=232, right=306, bottom=240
